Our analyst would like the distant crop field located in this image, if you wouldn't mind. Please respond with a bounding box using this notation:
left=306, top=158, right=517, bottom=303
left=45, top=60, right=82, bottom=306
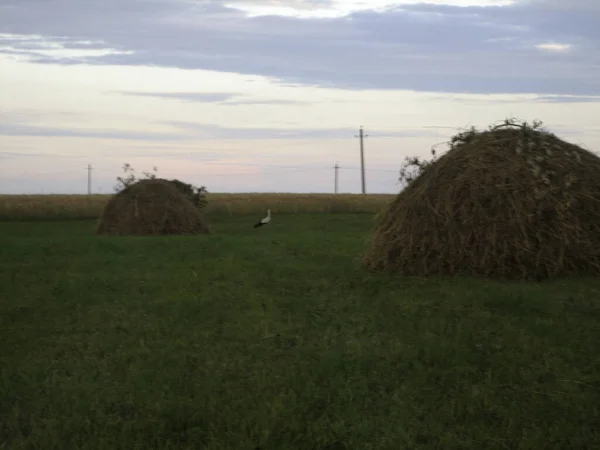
left=1, top=215, right=599, bottom=449
left=0, top=193, right=395, bottom=220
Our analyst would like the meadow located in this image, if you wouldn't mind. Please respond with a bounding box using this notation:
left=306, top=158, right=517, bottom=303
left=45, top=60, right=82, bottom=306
left=1, top=196, right=599, bottom=449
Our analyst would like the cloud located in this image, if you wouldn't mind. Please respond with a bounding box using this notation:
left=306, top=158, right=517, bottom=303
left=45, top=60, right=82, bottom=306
left=533, top=95, right=600, bottom=103
left=162, top=120, right=440, bottom=140
left=221, top=99, right=313, bottom=106
left=113, top=91, right=313, bottom=105
left=0, top=115, right=438, bottom=141
left=115, top=91, right=238, bottom=103
left=0, top=151, right=52, bottom=159
left=0, top=123, right=187, bottom=141
left=0, top=0, right=599, bottom=94
left=0, top=107, right=86, bottom=123
left=535, top=43, right=572, bottom=52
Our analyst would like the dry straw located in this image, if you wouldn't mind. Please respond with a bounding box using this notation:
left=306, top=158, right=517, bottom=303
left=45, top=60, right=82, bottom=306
left=363, top=120, right=600, bottom=280
left=96, top=178, right=210, bottom=236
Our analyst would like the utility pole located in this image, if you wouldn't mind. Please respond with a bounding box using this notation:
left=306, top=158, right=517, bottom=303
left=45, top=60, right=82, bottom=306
left=334, top=162, right=340, bottom=194
left=354, top=126, right=368, bottom=194
left=87, top=164, right=92, bottom=195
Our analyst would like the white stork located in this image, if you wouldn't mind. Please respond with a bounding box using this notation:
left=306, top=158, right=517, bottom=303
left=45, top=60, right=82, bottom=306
left=253, top=209, right=271, bottom=228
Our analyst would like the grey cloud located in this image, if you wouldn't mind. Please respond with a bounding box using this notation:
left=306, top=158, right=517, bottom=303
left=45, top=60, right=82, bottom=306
left=113, top=91, right=312, bottom=105
left=115, top=91, right=239, bottom=103
left=6, top=149, right=231, bottom=161
left=112, top=145, right=241, bottom=161
left=0, top=151, right=54, bottom=159
left=162, top=120, right=441, bottom=140
left=0, top=123, right=187, bottom=141
left=533, top=95, right=600, bottom=103
left=0, top=0, right=599, bottom=94
left=114, top=151, right=235, bottom=162
left=0, top=117, right=437, bottom=141
left=221, top=99, right=313, bottom=106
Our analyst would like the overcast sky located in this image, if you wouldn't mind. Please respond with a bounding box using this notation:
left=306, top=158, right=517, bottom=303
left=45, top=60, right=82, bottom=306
left=1, top=0, right=600, bottom=194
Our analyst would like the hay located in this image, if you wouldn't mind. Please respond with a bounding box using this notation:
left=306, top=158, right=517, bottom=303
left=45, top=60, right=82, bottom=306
left=363, top=122, right=600, bottom=280
left=96, top=178, right=210, bottom=236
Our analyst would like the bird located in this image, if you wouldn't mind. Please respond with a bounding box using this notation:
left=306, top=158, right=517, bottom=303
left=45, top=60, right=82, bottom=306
left=253, top=209, right=271, bottom=228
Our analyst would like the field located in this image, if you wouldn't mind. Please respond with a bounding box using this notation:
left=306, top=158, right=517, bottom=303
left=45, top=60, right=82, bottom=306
left=0, top=193, right=395, bottom=220
left=1, top=198, right=600, bottom=449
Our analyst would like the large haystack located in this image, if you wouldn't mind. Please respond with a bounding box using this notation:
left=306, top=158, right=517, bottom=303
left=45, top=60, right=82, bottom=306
left=97, top=178, right=210, bottom=236
left=363, top=121, right=600, bottom=280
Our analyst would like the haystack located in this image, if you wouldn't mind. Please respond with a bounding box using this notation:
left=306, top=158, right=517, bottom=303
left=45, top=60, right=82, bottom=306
left=96, top=178, right=210, bottom=236
left=363, top=121, right=600, bottom=280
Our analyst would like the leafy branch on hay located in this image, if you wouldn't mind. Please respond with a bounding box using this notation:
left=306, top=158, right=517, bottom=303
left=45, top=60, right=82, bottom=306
left=115, top=163, right=158, bottom=191
left=114, top=163, right=209, bottom=210
left=450, top=118, right=550, bottom=148
left=398, top=118, right=550, bottom=187
left=398, top=148, right=439, bottom=187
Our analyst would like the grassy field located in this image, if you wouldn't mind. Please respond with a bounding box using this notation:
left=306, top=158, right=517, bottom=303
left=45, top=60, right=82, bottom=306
left=1, top=213, right=600, bottom=449
left=0, top=193, right=395, bottom=220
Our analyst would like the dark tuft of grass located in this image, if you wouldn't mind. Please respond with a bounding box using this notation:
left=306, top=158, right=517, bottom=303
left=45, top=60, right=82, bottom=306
left=1, top=214, right=599, bottom=449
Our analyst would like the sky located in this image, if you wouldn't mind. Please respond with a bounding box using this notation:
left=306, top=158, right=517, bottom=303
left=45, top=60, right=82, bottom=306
left=1, top=0, right=600, bottom=194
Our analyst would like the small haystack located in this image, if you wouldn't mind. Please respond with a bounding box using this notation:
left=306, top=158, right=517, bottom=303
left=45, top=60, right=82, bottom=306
left=97, top=178, right=210, bottom=236
left=363, top=121, right=600, bottom=280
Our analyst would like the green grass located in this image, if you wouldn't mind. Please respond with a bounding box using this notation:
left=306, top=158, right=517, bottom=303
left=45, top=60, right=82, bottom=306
left=1, top=213, right=599, bottom=449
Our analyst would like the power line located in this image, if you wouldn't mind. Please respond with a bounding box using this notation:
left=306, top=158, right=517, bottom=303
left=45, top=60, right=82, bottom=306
left=87, top=164, right=399, bottom=178
left=341, top=167, right=397, bottom=173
